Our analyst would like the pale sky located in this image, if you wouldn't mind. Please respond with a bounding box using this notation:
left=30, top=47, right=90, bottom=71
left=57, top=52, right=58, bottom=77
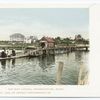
left=0, top=8, right=89, bottom=40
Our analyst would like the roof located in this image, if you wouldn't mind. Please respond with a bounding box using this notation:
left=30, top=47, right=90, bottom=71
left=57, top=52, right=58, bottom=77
left=40, top=37, right=55, bottom=43
left=10, top=33, right=25, bottom=38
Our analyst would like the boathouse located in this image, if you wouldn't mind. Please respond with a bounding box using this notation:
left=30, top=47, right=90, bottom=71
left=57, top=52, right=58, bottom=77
left=40, top=37, right=55, bottom=48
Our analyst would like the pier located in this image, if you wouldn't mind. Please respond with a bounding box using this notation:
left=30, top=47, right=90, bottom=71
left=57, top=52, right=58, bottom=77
left=27, top=45, right=89, bottom=57
left=0, top=45, right=89, bottom=60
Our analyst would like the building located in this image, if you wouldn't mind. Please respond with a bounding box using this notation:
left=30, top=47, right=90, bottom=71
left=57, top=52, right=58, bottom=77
left=40, top=37, right=55, bottom=48
left=10, top=33, right=25, bottom=42
left=26, top=36, right=38, bottom=44
left=75, top=34, right=83, bottom=41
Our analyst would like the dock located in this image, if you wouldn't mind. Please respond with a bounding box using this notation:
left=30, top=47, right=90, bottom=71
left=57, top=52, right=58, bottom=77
left=0, top=54, right=28, bottom=61
left=0, top=45, right=89, bottom=60
left=26, top=45, right=89, bottom=56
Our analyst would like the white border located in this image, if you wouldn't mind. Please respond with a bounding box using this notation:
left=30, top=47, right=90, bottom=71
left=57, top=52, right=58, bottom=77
left=0, top=3, right=90, bottom=8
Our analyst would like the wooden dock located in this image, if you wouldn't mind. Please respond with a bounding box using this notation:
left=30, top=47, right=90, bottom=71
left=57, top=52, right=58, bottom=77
left=26, top=45, right=89, bottom=56
left=0, top=54, right=28, bottom=61
left=0, top=45, right=89, bottom=60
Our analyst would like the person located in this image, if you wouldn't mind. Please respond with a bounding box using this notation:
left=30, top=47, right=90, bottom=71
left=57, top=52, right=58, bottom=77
left=6, top=49, right=11, bottom=57
left=1, top=49, right=7, bottom=58
left=11, top=49, right=16, bottom=56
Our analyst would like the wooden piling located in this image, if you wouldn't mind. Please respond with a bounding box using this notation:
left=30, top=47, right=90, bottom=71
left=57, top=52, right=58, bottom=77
left=78, top=63, right=84, bottom=85
left=78, top=63, right=88, bottom=85
left=82, top=72, right=88, bottom=85
left=56, top=62, right=64, bottom=85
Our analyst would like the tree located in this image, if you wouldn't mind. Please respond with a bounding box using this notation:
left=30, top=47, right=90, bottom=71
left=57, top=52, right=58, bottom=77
left=54, top=37, right=62, bottom=44
left=62, top=38, right=72, bottom=46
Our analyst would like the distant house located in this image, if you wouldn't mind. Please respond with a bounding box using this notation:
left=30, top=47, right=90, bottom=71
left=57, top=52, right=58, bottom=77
left=75, top=34, right=83, bottom=41
left=10, top=33, right=25, bottom=42
left=40, top=37, right=55, bottom=48
left=26, top=36, right=38, bottom=44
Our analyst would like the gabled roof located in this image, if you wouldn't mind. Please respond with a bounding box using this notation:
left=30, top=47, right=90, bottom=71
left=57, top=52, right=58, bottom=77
left=41, top=37, right=55, bottom=43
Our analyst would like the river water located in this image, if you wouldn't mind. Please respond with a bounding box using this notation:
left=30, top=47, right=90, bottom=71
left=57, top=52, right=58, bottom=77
left=0, top=51, right=89, bottom=85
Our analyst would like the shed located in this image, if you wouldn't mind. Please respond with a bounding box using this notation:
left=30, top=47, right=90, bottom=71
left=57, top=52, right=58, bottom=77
left=40, top=37, right=55, bottom=48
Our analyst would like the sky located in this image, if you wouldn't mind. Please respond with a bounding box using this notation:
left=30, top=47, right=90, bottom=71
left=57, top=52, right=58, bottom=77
left=0, top=8, right=89, bottom=40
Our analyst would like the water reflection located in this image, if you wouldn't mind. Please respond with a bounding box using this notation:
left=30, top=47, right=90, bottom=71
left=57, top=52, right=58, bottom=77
left=75, top=51, right=83, bottom=62
left=75, top=51, right=89, bottom=63
left=1, top=60, right=6, bottom=70
left=12, top=59, right=16, bottom=68
left=7, top=59, right=11, bottom=68
left=66, top=52, right=70, bottom=57
left=0, top=58, right=16, bottom=70
left=38, top=55, right=55, bottom=72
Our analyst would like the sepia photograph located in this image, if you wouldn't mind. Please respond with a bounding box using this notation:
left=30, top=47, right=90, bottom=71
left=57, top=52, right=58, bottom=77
left=0, top=7, right=89, bottom=85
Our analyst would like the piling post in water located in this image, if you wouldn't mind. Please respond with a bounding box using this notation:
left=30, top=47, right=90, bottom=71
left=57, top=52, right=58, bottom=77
left=78, top=63, right=84, bottom=85
left=82, top=72, right=89, bottom=85
left=81, top=72, right=88, bottom=85
left=56, top=62, right=64, bottom=85
left=78, top=63, right=88, bottom=85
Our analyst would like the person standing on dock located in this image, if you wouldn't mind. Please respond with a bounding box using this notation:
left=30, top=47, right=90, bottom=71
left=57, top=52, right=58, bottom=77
left=7, top=49, right=11, bottom=57
left=0, top=48, right=7, bottom=58
left=11, top=49, right=16, bottom=56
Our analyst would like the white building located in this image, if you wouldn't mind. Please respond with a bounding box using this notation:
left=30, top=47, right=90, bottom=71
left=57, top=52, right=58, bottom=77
left=10, top=33, right=25, bottom=42
left=25, top=36, right=38, bottom=44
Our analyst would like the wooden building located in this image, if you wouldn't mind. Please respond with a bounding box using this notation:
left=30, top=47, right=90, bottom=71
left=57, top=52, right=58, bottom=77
left=40, top=37, right=55, bottom=48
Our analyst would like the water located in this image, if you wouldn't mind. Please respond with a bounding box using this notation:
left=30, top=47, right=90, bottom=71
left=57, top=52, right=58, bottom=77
left=0, top=51, right=89, bottom=85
